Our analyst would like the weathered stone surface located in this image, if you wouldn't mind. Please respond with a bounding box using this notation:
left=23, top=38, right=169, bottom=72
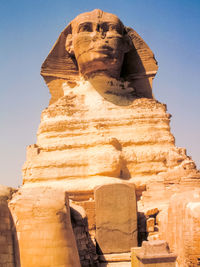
left=0, top=185, right=16, bottom=267
left=131, top=247, right=141, bottom=267
left=159, top=190, right=200, bottom=267
left=0, top=185, right=16, bottom=200
left=95, top=183, right=137, bottom=253
left=135, top=240, right=177, bottom=265
left=23, top=97, right=173, bottom=184
left=145, top=208, right=159, bottom=217
left=146, top=217, right=155, bottom=232
left=71, top=199, right=96, bottom=231
left=70, top=201, right=99, bottom=266
left=22, top=91, right=200, bottom=202
left=9, top=187, right=81, bottom=267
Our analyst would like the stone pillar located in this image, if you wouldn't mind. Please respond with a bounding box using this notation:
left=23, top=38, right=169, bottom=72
left=165, top=190, right=200, bottom=266
left=0, top=198, right=15, bottom=267
left=95, top=183, right=137, bottom=254
left=0, top=186, right=15, bottom=267
left=133, top=240, right=177, bottom=266
left=9, top=187, right=81, bottom=267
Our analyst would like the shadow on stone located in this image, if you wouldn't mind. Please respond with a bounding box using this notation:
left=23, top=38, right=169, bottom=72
left=9, top=210, right=21, bottom=267
left=137, top=212, right=148, bottom=246
left=70, top=205, right=99, bottom=267
left=0, top=191, right=19, bottom=267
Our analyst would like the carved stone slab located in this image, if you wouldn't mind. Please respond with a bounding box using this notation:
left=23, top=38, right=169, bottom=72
left=95, top=183, right=137, bottom=253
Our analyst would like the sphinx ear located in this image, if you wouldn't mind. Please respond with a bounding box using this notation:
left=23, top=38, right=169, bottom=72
left=65, top=34, right=74, bottom=56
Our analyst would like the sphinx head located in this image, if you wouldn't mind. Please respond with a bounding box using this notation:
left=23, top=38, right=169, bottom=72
left=41, top=10, right=158, bottom=104
left=65, top=9, right=131, bottom=79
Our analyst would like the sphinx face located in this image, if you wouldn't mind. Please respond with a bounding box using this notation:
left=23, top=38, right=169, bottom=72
left=66, top=10, right=129, bottom=79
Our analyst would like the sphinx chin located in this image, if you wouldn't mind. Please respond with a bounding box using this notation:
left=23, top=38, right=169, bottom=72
left=77, top=55, right=124, bottom=80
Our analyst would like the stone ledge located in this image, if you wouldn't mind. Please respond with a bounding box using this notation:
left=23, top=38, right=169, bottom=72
left=98, top=252, right=131, bottom=262
left=136, top=254, right=177, bottom=264
left=100, top=262, right=131, bottom=267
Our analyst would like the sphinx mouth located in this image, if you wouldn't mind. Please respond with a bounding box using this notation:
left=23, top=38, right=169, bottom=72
left=89, top=45, right=114, bottom=54
left=100, top=45, right=114, bottom=51
left=76, top=45, right=116, bottom=60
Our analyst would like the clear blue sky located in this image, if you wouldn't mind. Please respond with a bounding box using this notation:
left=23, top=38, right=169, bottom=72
left=1, top=0, right=200, bottom=187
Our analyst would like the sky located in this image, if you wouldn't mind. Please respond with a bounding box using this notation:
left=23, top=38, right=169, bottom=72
left=0, top=0, right=200, bottom=188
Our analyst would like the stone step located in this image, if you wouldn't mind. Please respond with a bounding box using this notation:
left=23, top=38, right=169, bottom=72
left=99, top=252, right=131, bottom=262
left=100, top=262, right=131, bottom=267
left=99, top=252, right=131, bottom=266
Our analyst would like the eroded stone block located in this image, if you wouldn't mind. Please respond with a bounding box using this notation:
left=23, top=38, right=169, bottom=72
left=135, top=240, right=177, bottom=266
left=9, top=187, right=81, bottom=267
left=162, top=190, right=200, bottom=266
left=146, top=218, right=155, bottom=233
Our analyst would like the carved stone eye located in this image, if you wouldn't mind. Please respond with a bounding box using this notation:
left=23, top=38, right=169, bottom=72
left=110, top=23, right=123, bottom=34
left=78, top=23, right=93, bottom=33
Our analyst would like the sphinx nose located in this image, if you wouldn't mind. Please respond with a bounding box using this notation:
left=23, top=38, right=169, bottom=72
left=92, top=31, right=106, bottom=41
left=100, top=30, right=106, bottom=39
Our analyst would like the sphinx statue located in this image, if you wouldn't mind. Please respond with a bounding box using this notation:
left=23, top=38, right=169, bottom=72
left=23, top=9, right=161, bottom=189
left=22, top=9, right=199, bottom=196
left=6, top=9, right=200, bottom=267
